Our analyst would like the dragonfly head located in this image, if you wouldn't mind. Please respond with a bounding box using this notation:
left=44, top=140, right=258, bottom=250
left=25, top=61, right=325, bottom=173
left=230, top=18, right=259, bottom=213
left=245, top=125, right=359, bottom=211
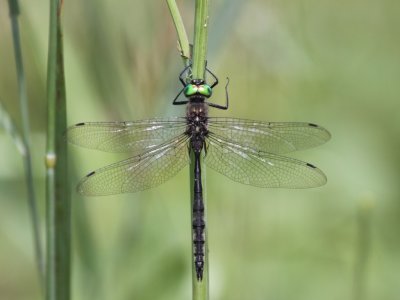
left=184, top=79, right=213, bottom=99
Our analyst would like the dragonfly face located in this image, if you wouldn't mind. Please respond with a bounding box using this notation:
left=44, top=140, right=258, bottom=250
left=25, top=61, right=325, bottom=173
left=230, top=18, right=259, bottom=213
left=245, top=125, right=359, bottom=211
left=173, top=65, right=229, bottom=110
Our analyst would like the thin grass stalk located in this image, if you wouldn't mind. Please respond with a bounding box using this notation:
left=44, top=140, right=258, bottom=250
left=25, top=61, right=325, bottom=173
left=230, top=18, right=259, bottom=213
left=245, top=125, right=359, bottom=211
left=191, top=1, right=209, bottom=299
left=167, top=1, right=210, bottom=298
left=166, top=0, right=191, bottom=65
left=7, top=0, right=45, bottom=288
left=0, top=100, right=25, bottom=155
left=46, top=0, right=70, bottom=299
left=191, top=0, right=209, bottom=79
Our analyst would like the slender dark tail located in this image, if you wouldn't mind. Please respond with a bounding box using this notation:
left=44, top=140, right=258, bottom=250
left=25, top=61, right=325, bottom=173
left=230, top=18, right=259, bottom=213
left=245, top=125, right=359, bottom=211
left=193, top=152, right=205, bottom=281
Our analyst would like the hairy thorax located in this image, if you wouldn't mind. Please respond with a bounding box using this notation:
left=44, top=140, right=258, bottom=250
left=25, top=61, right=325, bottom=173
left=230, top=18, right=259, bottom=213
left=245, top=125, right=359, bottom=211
left=186, top=102, right=209, bottom=153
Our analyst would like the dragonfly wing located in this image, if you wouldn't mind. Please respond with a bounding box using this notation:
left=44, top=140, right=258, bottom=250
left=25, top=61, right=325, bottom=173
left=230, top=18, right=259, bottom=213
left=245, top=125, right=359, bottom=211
left=78, top=134, right=190, bottom=196
left=207, top=118, right=330, bottom=154
left=67, top=118, right=187, bottom=153
left=205, top=133, right=327, bottom=188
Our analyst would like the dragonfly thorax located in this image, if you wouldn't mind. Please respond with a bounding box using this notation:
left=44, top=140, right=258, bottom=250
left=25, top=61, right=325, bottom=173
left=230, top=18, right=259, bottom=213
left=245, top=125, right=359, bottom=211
left=186, top=102, right=208, bottom=153
left=184, top=79, right=212, bottom=99
left=186, top=102, right=208, bottom=121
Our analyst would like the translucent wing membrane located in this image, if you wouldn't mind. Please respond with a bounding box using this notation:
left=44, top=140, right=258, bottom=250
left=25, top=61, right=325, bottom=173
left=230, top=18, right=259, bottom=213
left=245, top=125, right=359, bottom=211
left=70, top=116, right=329, bottom=194
left=207, top=118, right=331, bottom=154
left=205, top=133, right=327, bottom=188
left=67, top=118, right=187, bottom=153
left=78, top=134, right=190, bottom=196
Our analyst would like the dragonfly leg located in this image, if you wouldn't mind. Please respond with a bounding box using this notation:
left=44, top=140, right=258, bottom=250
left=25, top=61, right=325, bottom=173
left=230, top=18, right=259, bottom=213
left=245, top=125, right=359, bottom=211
left=172, top=87, right=189, bottom=105
left=206, top=66, right=219, bottom=88
left=207, top=77, right=229, bottom=110
left=179, top=64, right=192, bottom=86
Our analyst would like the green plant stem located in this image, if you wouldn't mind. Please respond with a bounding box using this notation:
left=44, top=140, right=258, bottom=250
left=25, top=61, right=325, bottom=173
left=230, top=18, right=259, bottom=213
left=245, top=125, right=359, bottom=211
left=191, top=0, right=209, bottom=79
left=166, top=0, right=190, bottom=65
left=167, top=1, right=210, bottom=298
left=7, top=0, right=45, bottom=288
left=46, top=0, right=70, bottom=299
left=192, top=1, right=210, bottom=299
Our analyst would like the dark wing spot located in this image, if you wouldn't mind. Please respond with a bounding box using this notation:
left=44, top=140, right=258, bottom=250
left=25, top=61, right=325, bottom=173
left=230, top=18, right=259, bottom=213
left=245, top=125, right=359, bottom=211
left=86, top=171, right=96, bottom=177
left=308, top=123, right=318, bottom=127
left=306, top=163, right=317, bottom=169
left=76, top=122, right=85, bottom=126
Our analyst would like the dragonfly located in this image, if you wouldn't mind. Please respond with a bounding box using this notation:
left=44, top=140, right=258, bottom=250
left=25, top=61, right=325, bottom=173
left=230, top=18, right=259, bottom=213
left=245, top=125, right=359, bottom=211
left=67, top=65, right=331, bottom=281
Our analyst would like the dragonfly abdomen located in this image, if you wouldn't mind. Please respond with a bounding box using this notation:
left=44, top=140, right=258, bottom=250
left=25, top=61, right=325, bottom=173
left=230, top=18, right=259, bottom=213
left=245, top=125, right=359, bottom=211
left=192, top=151, right=205, bottom=280
left=193, top=191, right=205, bottom=280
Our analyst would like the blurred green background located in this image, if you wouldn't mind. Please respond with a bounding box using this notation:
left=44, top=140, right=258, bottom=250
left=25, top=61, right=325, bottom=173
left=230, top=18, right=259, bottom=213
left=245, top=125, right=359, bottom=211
left=1, top=0, right=399, bottom=299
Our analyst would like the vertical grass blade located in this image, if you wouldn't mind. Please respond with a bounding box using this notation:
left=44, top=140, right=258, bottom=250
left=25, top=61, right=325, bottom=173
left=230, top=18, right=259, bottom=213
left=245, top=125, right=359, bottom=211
left=0, top=100, right=25, bottom=155
left=46, top=0, right=70, bottom=299
left=191, top=0, right=209, bottom=79
left=7, top=0, right=45, bottom=288
left=166, top=0, right=191, bottom=64
left=168, top=1, right=210, bottom=298
left=191, top=1, right=209, bottom=299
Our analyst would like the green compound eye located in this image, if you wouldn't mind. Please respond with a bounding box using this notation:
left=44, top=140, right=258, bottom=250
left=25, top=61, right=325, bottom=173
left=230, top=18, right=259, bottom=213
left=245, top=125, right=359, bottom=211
left=184, top=84, right=212, bottom=98
left=198, top=85, right=212, bottom=98
left=184, top=84, right=198, bottom=97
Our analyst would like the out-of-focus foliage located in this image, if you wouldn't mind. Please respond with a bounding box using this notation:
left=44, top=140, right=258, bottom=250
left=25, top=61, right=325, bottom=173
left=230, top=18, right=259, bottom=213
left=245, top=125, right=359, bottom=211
left=1, top=0, right=399, bottom=299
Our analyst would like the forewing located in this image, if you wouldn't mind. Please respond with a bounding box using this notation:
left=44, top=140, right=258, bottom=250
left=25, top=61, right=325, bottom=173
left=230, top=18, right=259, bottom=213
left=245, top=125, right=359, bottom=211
left=207, top=118, right=330, bottom=154
left=67, top=118, right=187, bottom=153
left=78, top=134, right=190, bottom=196
left=205, top=134, right=327, bottom=188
